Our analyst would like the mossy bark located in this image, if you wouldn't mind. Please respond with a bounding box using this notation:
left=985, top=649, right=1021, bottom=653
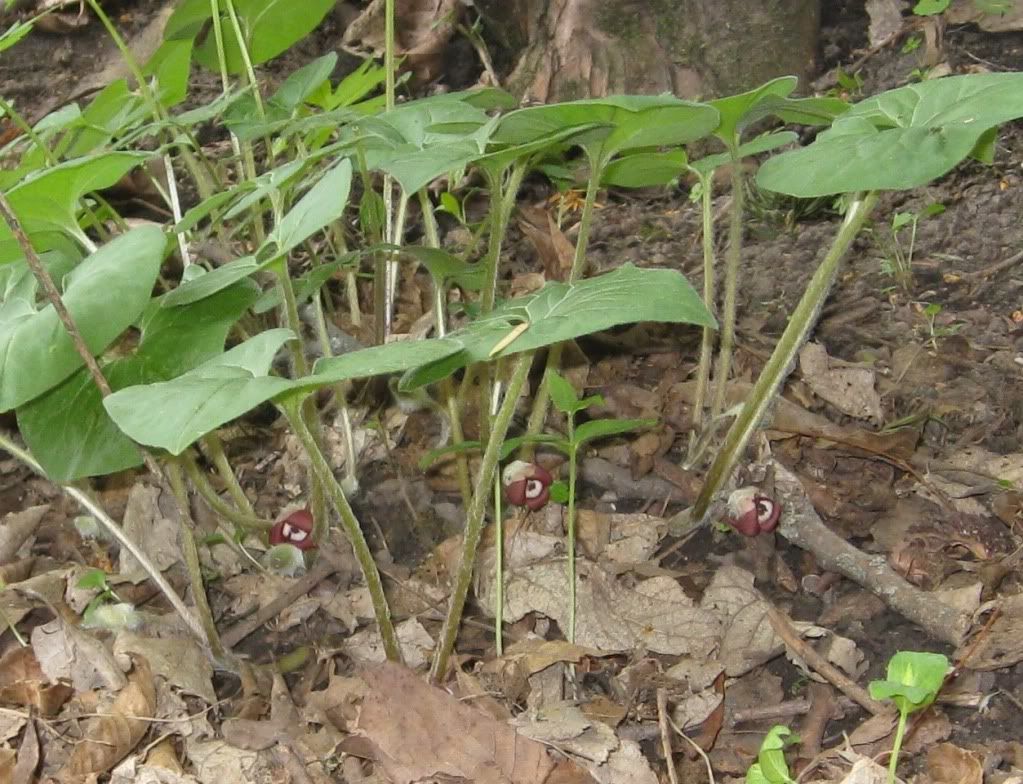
left=477, top=0, right=820, bottom=101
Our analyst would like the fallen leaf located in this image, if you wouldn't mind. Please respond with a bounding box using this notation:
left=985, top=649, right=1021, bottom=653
left=114, top=632, right=215, bottom=703
left=357, top=661, right=556, bottom=783
left=0, top=646, right=73, bottom=716
left=865, top=0, right=905, bottom=45
left=0, top=505, right=48, bottom=564
left=701, top=565, right=782, bottom=676
left=60, top=657, right=158, bottom=778
left=31, top=616, right=127, bottom=692
left=799, top=342, right=882, bottom=422
left=925, top=742, right=983, bottom=784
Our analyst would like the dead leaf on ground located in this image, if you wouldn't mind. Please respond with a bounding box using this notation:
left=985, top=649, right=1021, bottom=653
left=799, top=342, right=883, bottom=423
left=947, top=0, right=1023, bottom=31
left=11, top=717, right=39, bottom=784
left=59, top=657, right=158, bottom=779
left=31, top=615, right=127, bottom=692
left=518, top=203, right=574, bottom=281
left=925, top=742, right=983, bottom=784
left=343, top=616, right=435, bottom=667
left=0, top=646, right=73, bottom=716
left=701, top=565, right=782, bottom=676
left=356, top=661, right=558, bottom=784
left=119, top=484, right=181, bottom=584
left=0, top=504, right=47, bottom=564
left=113, top=632, right=216, bottom=703
left=958, top=592, right=1023, bottom=670
left=499, top=561, right=719, bottom=656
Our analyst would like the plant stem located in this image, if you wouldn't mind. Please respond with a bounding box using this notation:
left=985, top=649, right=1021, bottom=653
left=710, top=149, right=744, bottom=418
left=493, top=469, right=504, bottom=656
left=181, top=451, right=272, bottom=530
left=888, top=710, right=908, bottom=784
left=0, top=431, right=207, bottom=645
left=430, top=351, right=533, bottom=682
left=692, top=192, right=878, bottom=520
left=689, top=170, right=717, bottom=443
left=283, top=398, right=402, bottom=662
left=201, top=433, right=255, bottom=516
left=566, top=442, right=578, bottom=644
left=166, top=460, right=227, bottom=660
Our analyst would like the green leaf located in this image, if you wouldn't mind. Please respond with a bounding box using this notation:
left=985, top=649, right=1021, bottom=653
left=601, top=149, right=688, bottom=188
left=401, top=264, right=715, bottom=390
left=18, top=280, right=260, bottom=480
left=252, top=252, right=359, bottom=314
left=76, top=567, right=109, bottom=591
left=868, top=651, right=949, bottom=712
left=757, top=72, right=1023, bottom=197
left=0, top=226, right=165, bottom=412
left=402, top=246, right=486, bottom=291
left=297, top=337, right=465, bottom=391
left=308, top=58, right=386, bottom=110
left=161, top=256, right=264, bottom=307
left=193, top=0, right=335, bottom=74
left=272, top=52, right=338, bottom=112
left=144, top=37, right=194, bottom=108
left=495, top=96, right=719, bottom=167
left=0, top=18, right=33, bottom=55
left=689, top=131, right=798, bottom=176
left=710, top=76, right=797, bottom=143
left=547, top=370, right=581, bottom=415
left=0, top=152, right=148, bottom=262
left=574, top=418, right=655, bottom=447
left=263, top=158, right=352, bottom=257
left=913, top=0, right=950, bottom=14
left=103, top=329, right=296, bottom=455
left=548, top=480, right=570, bottom=504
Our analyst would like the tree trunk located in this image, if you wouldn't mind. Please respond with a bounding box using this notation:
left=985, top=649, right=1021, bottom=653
left=477, top=0, right=821, bottom=101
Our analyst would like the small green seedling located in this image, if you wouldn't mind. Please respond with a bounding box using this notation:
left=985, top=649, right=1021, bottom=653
left=917, top=302, right=963, bottom=350
left=77, top=567, right=141, bottom=631
left=745, top=725, right=799, bottom=784
left=876, top=202, right=944, bottom=293
left=869, top=650, right=950, bottom=784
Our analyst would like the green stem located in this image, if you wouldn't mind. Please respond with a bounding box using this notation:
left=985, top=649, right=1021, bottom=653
left=493, top=469, right=504, bottom=656
left=181, top=451, right=272, bottom=530
left=430, top=351, right=533, bottom=682
left=888, top=710, right=908, bottom=784
left=692, top=192, right=878, bottom=520
left=567, top=164, right=602, bottom=282
left=201, top=433, right=255, bottom=515
left=566, top=440, right=578, bottom=644
left=284, top=398, right=402, bottom=662
left=690, top=170, right=717, bottom=442
left=166, top=460, right=227, bottom=660
left=710, top=147, right=744, bottom=418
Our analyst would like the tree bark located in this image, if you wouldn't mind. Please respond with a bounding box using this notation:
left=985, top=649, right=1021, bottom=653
left=477, top=0, right=821, bottom=101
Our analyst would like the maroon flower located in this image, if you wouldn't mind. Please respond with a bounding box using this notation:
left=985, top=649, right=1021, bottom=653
left=502, top=460, right=554, bottom=511
left=725, top=488, right=781, bottom=537
left=269, top=508, right=316, bottom=550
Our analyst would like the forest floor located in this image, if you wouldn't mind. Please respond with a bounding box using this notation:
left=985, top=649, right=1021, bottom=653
left=2, top=1, right=1023, bottom=783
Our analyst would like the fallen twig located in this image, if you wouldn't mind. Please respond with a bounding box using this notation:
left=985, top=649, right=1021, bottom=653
left=772, top=460, right=973, bottom=647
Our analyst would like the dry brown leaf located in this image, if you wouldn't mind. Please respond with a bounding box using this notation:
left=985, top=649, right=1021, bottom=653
left=947, top=0, right=1023, bottom=30
left=11, top=717, right=39, bottom=784
left=0, top=646, right=73, bottom=716
left=518, top=203, right=574, bottom=281
left=358, top=661, right=556, bottom=784
left=925, top=742, right=983, bottom=784
left=113, top=632, right=215, bottom=703
left=701, top=565, right=782, bottom=676
left=32, top=616, right=127, bottom=692
left=799, top=342, right=882, bottom=423
left=119, top=484, right=181, bottom=584
left=512, top=702, right=618, bottom=764
left=60, top=657, right=158, bottom=779
left=499, top=562, right=719, bottom=656
left=0, top=505, right=48, bottom=564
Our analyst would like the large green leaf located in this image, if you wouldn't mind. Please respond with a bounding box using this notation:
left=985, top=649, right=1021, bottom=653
left=757, top=72, right=1023, bottom=197
left=0, top=152, right=148, bottom=262
left=710, top=76, right=797, bottom=142
left=188, top=0, right=335, bottom=74
left=17, top=280, right=260, bottom=480
left=601, top=149, right=688, bottom=188
left=494, top=95, right=719, bottom=166
left=104, top=329, right=296, bottom=455
left=401, top=264, right=715, bottom=389
left=0, top=226, right=166, bottom=412
left=263, top=158, right=352, bottom=257
left=297, top=337, right=466, bottom=391
left=161, top=256, right=263, bottom=307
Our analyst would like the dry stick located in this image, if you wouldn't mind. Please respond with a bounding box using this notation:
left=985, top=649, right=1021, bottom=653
left=772, top=459, right=973, bottom=647
left=221, top=558, right=337, bottom=648
left=657, top=688, right=680, bottom=784
left=763, top=601, right=889, bottom=717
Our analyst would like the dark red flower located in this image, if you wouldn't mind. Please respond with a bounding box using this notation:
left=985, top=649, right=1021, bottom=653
left=502, top=460, right=554, bottom=511
left=269, top=508, right=316, bottom=550
left=725, top=488, right=781, bottom=537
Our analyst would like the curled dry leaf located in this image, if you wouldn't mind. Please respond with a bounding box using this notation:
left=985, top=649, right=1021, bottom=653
left=0, top=504, right=48, bottom=564
left=0, top=646, right=72, bottom=716
left=60, top=657, right=158, bottom=779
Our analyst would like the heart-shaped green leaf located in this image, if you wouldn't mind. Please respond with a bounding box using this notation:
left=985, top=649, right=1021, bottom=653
left=758, top=72, right=1023, bottom=196
left=0, top=226, right=166, bottom=411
